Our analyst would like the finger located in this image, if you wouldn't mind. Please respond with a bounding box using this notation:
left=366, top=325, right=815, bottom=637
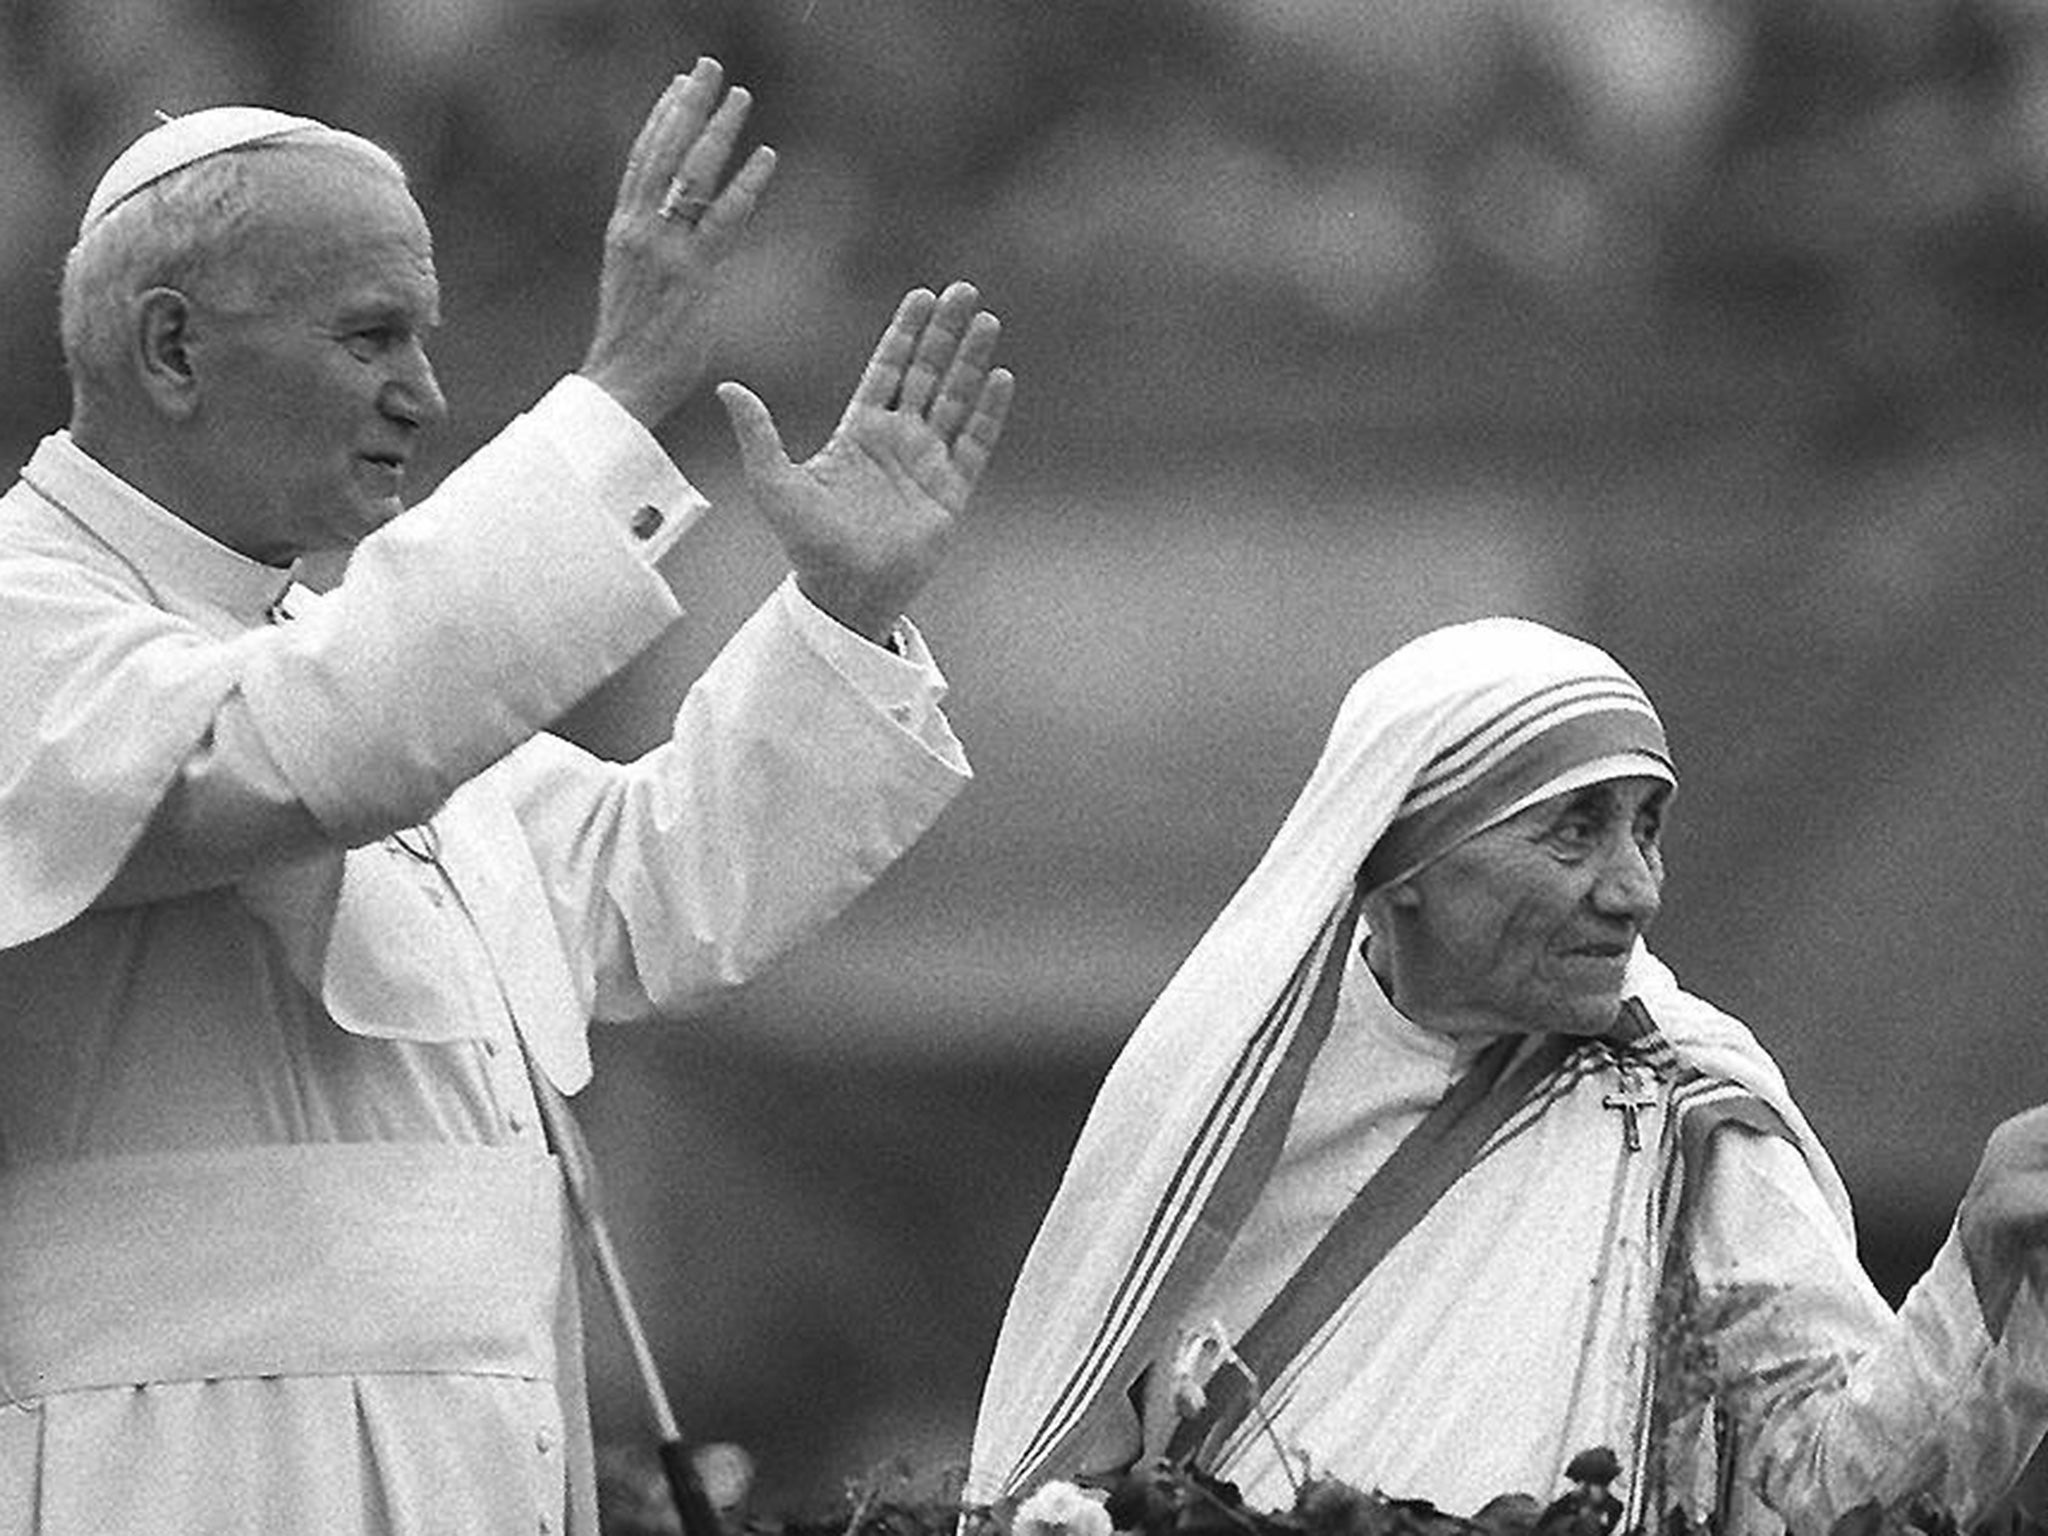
left=621, top=61, right=722, bottom=212
left=692, top=144, right=778, bottom=246
left=846, top=289, right=939, bottom=415
left=715, top=381, right=794, bottom=479
left=673, top=81, right=755, bottom=199
left=925, top=310, right=1003, bottom=442
left=947, top=368, right=1015, bottom=491
left=895, top=281, right=980, bottom=416
left=615, top=72, right=690, bottom=209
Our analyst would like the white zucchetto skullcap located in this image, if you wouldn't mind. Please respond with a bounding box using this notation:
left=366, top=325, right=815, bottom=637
left=80, top=106, right=329, bottom=236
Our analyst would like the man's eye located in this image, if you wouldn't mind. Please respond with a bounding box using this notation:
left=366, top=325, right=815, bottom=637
left=342, top=328, right=393, bottom=360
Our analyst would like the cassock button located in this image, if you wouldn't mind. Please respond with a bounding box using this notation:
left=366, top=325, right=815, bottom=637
left=508, top=1112, right=527, bottom=1135
left=537, top=1427, right=555, bottom=1454
left=629, top=504, right=664, bottom=540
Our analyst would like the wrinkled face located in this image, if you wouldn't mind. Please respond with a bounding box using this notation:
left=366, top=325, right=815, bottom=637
left=1375, top=775, right=1669, bottom=1037
left=182, top=153, right=445, bottom=563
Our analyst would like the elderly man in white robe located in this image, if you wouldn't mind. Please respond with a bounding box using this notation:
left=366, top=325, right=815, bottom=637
left=0, top=61, right=1012, bottom=1536
left=969, top=619, right=2048, bottom=1535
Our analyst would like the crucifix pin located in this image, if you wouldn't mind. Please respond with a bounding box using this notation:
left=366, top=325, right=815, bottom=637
left=1602, top=1069, right=1657, bottom=1154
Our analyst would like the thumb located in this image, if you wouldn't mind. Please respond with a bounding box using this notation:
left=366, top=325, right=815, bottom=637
left=715, top=381, right=792, bottom=481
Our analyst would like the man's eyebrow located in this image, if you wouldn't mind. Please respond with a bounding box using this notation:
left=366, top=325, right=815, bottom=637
left=334, top=281, right=438, bottom=324
left=329, top=300, right=438, bottom=336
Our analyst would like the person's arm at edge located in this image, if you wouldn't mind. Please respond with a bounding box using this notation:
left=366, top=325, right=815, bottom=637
left=1697, top=1129, right=2048, bottom=1532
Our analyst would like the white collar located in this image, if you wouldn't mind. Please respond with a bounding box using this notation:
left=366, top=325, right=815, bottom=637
left=18, top=431, right=298, bottom=634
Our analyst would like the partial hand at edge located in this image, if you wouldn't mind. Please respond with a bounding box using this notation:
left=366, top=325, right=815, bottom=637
left=578, top=58, right=779, bottom=431
left=1957, top=1103, right=2048, bottom=1340
left=715, top=281, right=1016, bottom=645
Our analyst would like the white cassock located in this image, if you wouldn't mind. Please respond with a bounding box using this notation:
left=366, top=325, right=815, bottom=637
left=0, top=376, right=970, bottom=1536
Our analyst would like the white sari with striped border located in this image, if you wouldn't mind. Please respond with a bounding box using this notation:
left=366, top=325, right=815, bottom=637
left=962, top=617, right=1969, bottom=1527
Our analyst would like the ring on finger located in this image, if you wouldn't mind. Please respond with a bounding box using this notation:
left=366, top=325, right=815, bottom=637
left=659, top=176, right=714, bottom=225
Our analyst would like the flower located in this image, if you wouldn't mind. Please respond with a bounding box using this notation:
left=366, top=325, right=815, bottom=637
left=1161, top=1319, right=1307, bottom=1498
left=694, top=1441, right=756, bottom=1514
left=1166, top=1319, right=1235, bottom=1421
left=1013, top=1480, right=1114, bottom=1536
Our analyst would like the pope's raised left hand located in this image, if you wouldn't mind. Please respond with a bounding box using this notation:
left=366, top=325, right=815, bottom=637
left=715, top=281, right=1015, bottom=645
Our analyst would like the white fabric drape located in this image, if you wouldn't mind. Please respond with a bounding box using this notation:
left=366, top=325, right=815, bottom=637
left=964, top=616, right=2048, bottom=1535
left=1, top=381, right=968, bottom=1535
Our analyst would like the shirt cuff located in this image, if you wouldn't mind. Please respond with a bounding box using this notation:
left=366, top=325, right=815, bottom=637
left=774, top=574, right=954, bottom=741
left=534, top=374, right=711, bottom=564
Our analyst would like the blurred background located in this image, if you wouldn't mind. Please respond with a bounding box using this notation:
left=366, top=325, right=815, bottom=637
left=9, top=0, right=2048, bottom=1519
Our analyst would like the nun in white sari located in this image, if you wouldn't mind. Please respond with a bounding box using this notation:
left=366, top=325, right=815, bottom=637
left=968, top=618, right=2048, bottom=1536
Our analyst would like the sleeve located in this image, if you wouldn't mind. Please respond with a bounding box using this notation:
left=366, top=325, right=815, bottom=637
left=529, top=374, right=709, bottom=565
left=491, top=580, right=972, bottom=1023
left=0, top=550, right=261, bottom=947
left=1693, top=1129, right=2048, bottom=1532
left=238, top=379, right=693, bottom=843
left=775, top=574, right=967, bottom=769
left=0, top=380, right=696, bottom=944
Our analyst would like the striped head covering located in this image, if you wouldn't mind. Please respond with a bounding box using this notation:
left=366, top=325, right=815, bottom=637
left=965, top=617, right=1838, bottom=1510
left=1357, top=640, right=1672, bottom=890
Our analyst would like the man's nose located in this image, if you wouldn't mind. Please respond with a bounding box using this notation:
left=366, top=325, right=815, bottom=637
left=383, top=342, right=448, bottom=429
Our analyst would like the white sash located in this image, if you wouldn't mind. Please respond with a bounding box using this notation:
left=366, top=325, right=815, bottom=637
left=0, top=1143, right=565, bottom=1401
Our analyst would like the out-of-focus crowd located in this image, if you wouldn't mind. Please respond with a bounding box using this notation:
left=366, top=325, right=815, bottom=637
left=9, top=0, right=2048, bottom=465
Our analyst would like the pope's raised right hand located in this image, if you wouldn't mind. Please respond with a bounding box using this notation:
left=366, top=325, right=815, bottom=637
left=577, top=59, right=777, bottom=429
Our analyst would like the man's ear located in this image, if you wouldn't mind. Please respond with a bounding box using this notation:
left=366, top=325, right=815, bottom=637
left=134, top=287, right=202, bottom=419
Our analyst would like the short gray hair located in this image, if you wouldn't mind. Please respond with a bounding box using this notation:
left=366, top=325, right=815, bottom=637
left=59, top=128, right=408, bottom=404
